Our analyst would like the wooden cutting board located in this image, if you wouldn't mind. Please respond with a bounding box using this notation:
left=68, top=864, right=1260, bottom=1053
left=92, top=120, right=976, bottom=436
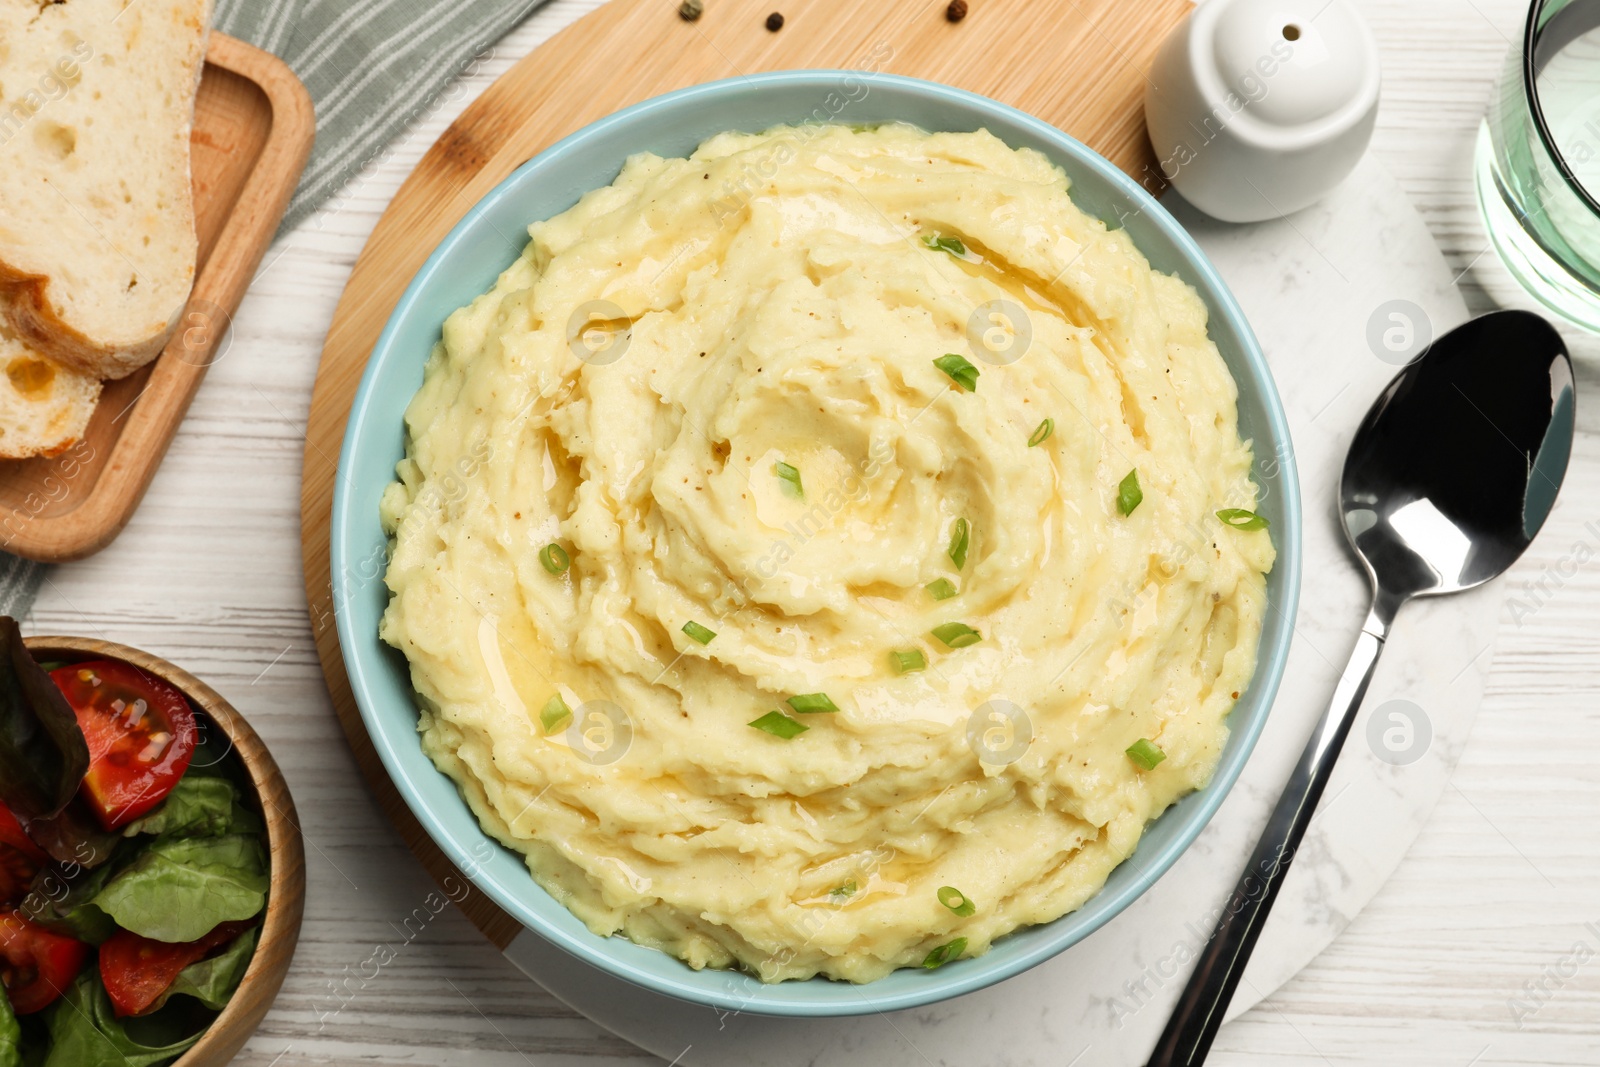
left=0, top=34, right=313, bottom=562
left=300, top=0, right=1194, bottom=949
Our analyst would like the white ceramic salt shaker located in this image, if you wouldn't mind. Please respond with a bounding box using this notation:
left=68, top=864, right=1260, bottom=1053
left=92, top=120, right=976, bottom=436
left=1144, top=0, right=1381, bottom=223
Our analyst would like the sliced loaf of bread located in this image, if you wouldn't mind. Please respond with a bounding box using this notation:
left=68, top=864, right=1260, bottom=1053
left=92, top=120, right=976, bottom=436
left=0, top=0, right=212, bottom=381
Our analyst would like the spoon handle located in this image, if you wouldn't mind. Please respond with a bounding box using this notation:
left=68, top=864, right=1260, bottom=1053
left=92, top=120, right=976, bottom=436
left=1146, top=601, right=1396, bottom=1066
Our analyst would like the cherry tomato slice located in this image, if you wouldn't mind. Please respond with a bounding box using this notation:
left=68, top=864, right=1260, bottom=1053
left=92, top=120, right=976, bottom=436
left=0, top=911, right=88, bottom=1014
left=0, top=804, right=45, bottom=906
left=98, top=920, right=254, bottom=1017
left=50, top=660, right=197, bottom=831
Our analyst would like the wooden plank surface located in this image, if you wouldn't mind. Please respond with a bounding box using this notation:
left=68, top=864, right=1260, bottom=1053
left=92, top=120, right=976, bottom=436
left=298, top=0, right=1194, bottom=954
left=24, top=0, right=1600, bottom=1064
left=0, top=33, right=314, bottom=563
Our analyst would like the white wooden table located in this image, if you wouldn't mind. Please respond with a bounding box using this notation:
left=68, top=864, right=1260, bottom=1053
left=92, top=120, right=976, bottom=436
left=27, top=1, right=1600, bottom=1063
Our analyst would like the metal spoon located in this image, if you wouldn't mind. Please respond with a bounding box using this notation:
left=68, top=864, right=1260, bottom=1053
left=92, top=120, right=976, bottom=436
left=1148, top=309, right=1576, bottom=1065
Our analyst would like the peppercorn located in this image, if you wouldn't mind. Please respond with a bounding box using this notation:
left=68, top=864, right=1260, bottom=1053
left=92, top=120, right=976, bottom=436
left=946, top=0, right=968, bottom=21
left=765, top=11, right=784, bottom=30
left=678, top=0, right=703, bottom=20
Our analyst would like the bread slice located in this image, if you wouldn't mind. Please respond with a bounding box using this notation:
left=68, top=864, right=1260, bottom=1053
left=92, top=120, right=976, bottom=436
left=0, top=0, right=211, bottom=380
left=0, top=325, right=102, bottom=459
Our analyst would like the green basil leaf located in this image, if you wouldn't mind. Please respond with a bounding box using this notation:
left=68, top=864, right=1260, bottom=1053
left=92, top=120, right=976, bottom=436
left=43, top=972, right=206, bottom=1067
left=225, top=802, right=265, bottom=839
left=0, top=985, right=21, bottom=1067
left=20, top=858, right=120, bottom=945
left=93, top=835, right=268, bottom=943
left=21, top=799, right=123, bottom=870
left=0, top=619, right=89, bottom=821
left=152, top=926, right=258, bottom=1013
left=180, top=725, right=240, bottom=781
left=121, top=777, right=240, bottom=839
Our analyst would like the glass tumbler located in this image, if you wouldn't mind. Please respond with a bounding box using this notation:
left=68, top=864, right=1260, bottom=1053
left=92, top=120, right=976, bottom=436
left=1476, top=0, right=1600, bottom=332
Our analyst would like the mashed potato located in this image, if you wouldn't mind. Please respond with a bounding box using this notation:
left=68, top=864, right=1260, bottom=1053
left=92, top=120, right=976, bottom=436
left=379, top=123, right=1274, bottom=983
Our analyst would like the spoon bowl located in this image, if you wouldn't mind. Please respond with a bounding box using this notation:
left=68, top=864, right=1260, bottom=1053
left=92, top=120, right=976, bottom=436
left=1342, top=309, right=1576, bottom=607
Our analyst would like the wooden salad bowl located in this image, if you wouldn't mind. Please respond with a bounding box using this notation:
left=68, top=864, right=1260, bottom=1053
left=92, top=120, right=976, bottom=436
left=24, top=636, right=305, bottom=1067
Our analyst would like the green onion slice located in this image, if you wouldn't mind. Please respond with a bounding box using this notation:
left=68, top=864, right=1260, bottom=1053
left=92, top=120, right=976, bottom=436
left=749, top=710, right=808, bottom=738
left=937, top=886, right=976, bottom=917
left=1117, top=469, right=1143, bottom=516
left=922, top=937, right=968, bottom=969
left=947, top=517, right=970, bottom=570
left=786, top=693, right=839, bottom=714
left=775, top=460, right=804, bottom=498
left=1216, top=508, right=1269, bottom=530
left=933, top=353, right=979, bottom=392
left=682, top=621, right=717, bottom=645
left=921, top=234, right=966, bottom=256
left=890, top=649, right=927, bottom=674
left=1126, top=738, right=1167, bottom=770
left=1028, top=418, right=1054, bottom=447
left=931, top=622, right=982, bottom=649
left=926, top=578, right=958, bottom=601
left=830, top=881, right=858, bottom=900
left=539, top=695, right=572, bottom=735
left=540, top=543, right=571, bottom=575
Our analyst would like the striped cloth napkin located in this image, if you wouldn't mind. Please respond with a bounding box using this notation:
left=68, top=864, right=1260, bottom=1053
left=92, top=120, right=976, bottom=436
left=215, top=0, right=548, bottom=233
left=0, top=0, right=545, bottom=617
left=0, top=554, right=42, bottom=621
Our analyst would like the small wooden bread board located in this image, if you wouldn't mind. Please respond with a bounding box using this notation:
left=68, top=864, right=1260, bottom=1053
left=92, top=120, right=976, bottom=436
left=0, top=33, right=314, bottom=563
left=300, top=0, right=1194, bottom=950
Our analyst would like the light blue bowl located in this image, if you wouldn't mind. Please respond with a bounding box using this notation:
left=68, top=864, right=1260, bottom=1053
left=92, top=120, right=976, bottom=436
left=332, top=71, right=1302, bottom=1018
